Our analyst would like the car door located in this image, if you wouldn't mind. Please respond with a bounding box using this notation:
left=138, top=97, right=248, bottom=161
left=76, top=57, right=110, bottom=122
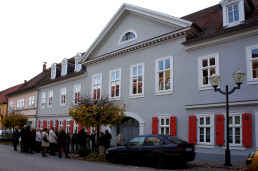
left=119, top=136, right=145, bottom=161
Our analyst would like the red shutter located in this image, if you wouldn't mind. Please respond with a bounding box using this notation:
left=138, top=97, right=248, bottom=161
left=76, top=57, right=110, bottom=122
left=87, top=127, right=91, bottom=133
left=78, top=123, right=82, bottom=132
left=189, top=116, right=196, bottom=144
left=152, top=117, right=158, bottom=134
left=170, top=116, right=176, bottom=136
left=216, top=115, right=224, bottom=145
left=242, top=113, right=252, bottom=147
left=43, top=120, right=47, bottom=129
left=63, top=120, right=66, bottom=130
left=50, top=120, right=53, bottom=128
left=55, top=120, right=59, bottom=129
left=38, top=120, right=41, bottom=129
left=70, top=120, right=73, bottom=133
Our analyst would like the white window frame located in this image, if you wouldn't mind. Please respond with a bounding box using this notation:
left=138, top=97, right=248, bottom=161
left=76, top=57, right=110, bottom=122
left=51, top=63, right=56, bottom=80
left=47, top=90, right=53, bottom=108
left=73, top=84, right=81, bottom=104
left=61, top=58, right=67, bottom=76
left=195, top=113, right=214, bottom=147
left=47, top=120, right=50, bottom=129
left=155, top=56, right=173, bottom=95
left=28, top=95, right=35, bottom=108
left=198, top=53, right=220, bottom=90
left=129, top=62, right=144, bottom=98
left=9, top=100, right=14, bottom=112
left=109, top=68, right=121, bottom=100
left=59, top=120, right=63, bottom=129
left=158, top=116, right=170, bottom=135
left=74, top=122, right=78, bottom=133
left=246, top=44, right=258, bottom=85
left=221, top=0, right=245, bottom=28
left=66, top=121, right=70, bottom=133
left=118, top=29, right=137, bottom=45
left=75, top=53, right=82, bottom=72
left=60, top=87, right=66, bottom=106
left=41, top=92, right=46, bottom=108
left=16, top=98, right=25, bottom=110
left=228, top=113, right=242, bottom=147
left=92, top=74, right=102, bottom=100
left=40, top=121, right=43, bottom=129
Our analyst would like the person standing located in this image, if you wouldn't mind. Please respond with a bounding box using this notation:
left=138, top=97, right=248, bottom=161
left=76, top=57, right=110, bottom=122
left=12, top=126, right=20, bottom=151
left=20, top=125, right=26, bottom=153
left=49, top=127, right=58, bottom=155
left=35, top=129, right=41, bottom=153
left=99, top=132, right=106, bottom=155
left=58, top=129, right=70, bottom=158
left=104, top=129, right=112, bottom=150
left=26, top=126, right=34, bottom=154
left=41, top=128, right=49, bottom=157
left=90, top=130, right=96, bottom=153
left=71, top=130, right=78, bottom=153
left=115, top=131, right=122, bottom=147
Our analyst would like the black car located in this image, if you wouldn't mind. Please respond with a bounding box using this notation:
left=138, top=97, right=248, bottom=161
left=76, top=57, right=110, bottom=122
left=0, top=130, right=14, bottom=142
left=106, top=134, right=196, bottom=168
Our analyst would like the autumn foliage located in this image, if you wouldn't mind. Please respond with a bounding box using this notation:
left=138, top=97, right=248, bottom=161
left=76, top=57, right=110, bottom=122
left=2, top=113, right=28, bottom=129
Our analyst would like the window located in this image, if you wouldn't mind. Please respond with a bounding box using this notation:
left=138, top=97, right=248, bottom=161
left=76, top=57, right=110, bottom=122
left=246, top=44, right=258, bottom=85
left=74, top=122, right=78, bottom=133
left=59, top=120, right=63, bottom=129
left=155, top=56, right=173, bottom=95
left=130, top=63, right=144, bottom=98
left=48, top=91, right=53, bottom=108
left=119, top=30, right=137, bottom=44
left=159, top=117, right=170, bottom=135
left=229, top=114, right=242, bottom=146
left=127, top=137, right=145, bottom=146
left=9, top=100, right=14, bottom=111
left=109, top=69, right=121, bottom=100
left=51, top=63, right=56, bottom=79
left=66, top=121, right=70, bottom=133
left=145, top=137, right=165, bottom=146
left=47, top=120, right=50, bottom=129
left=221, top=0, right=245, bottom=27
left=74, top=84, right=81, bottom=104
left=198, top=53, right=220, bottom=90
left=41, top=92, right=46, bottom=108
left=28, top=95, right=35, bottom=108
left=92, top=74, right=102, bottom=100
left=61, top=59, right=67, bottom=76
left=196, top=114, right=214, bottom=145
left=60, top=88, right=66, bottom=106
left=40, top=121, right=43, bottom=129
left=75, top=53, right=82, bottom=72
left=16, top=98, right=25, bottom=109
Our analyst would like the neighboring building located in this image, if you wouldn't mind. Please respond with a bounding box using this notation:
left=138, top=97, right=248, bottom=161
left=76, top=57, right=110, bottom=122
left=36, top=53, right=86, bottom=133
left=75, top=0, right=258, bottom=158
left=0, top=84, right=22, bottom=129
left=6, top=64, right=50, bottom=128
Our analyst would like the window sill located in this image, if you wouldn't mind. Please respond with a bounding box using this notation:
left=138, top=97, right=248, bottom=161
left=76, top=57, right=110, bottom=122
left=41, top=106, right=46, bottom=109
left=109, top=97, right=121, bottom=101
left=47, top=106, right=52, bottom=109
left=222, top=145, right=246, bottom=151
left=247, top=79, right=258, bottom=85
left=155, top=90, right=173, bottom=96
left=198, top=85, right=214, bottom=91
left=60, top=104, right=66, bottom=107
left=129, top=94, right=144, bottom=99
left=195, top=144, right=215, bottom=149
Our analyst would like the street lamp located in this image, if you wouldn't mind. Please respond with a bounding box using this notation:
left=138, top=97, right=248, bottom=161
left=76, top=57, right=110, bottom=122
left=209, top=70, right=245, bottom=166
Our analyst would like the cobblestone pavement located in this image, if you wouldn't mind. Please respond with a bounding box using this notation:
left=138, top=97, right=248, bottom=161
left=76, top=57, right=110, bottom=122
left=0, top=143, right=248, bottom=171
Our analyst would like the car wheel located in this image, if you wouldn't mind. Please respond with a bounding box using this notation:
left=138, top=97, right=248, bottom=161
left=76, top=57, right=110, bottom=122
left=155, top=157, right=166, bottom=169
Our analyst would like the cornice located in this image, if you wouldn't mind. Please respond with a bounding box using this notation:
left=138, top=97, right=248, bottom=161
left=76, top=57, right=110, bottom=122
left=82, top=27, right=189, bottom=65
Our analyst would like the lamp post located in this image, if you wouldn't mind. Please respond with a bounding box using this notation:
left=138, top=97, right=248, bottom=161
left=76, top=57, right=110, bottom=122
left=209, top=70, right=245, bottom=166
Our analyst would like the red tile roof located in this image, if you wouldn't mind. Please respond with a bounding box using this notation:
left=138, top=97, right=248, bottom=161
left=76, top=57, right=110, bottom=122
left=0, top=84, right=22, bottom=103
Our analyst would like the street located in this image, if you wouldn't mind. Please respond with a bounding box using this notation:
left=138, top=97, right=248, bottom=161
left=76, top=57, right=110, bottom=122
left=0, top=144, right=245, bottom=171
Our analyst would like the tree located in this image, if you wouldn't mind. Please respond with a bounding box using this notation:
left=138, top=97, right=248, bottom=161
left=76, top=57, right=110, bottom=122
left=69, top=95, right=126, bottom=153
left=2, top=113, right=28, bottom=130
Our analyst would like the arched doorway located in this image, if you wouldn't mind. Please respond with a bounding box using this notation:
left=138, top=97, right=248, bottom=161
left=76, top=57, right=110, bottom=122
left=119, top=117, right=139, bottom=144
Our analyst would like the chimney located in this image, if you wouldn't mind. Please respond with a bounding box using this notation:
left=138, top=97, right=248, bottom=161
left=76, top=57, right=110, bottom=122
left=43, top=62, right=47, bottom=71
left=24, top=80, right=27, bottom=83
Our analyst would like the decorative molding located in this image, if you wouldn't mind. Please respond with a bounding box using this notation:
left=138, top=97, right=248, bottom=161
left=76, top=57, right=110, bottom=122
left=185, top=100, right=258, bottom=110
left=37, top=114, right=70, bottom=117
left=82, top=28, right=189, bottom=65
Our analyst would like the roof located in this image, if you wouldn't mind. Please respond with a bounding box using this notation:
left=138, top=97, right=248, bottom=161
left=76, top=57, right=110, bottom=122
left=181, top=0, right=258, bottom=44
left=0, top=84, right=22, bottom=103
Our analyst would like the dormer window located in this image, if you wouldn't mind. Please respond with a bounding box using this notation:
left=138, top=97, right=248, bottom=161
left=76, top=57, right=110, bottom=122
left=51, top=63, right=56, bottom=80
left=75, top=52, right=82, bottom=72
left=61, top=58, right=67, bottom=76
left=220, top=0, right=245, bottom=28
left=119, top=30, right=137, bottom=45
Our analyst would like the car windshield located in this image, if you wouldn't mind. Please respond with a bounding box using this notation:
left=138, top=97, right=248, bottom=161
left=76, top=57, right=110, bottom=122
left=163, top=135, right=187, bottom=144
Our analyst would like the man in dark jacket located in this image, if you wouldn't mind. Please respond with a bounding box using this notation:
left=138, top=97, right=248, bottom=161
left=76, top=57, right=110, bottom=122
left=78, top=129, right=87, bottom=156
left=71, top=130, right=78, bottom=152
left=104, top=129, right=112, bottom=151
left=58, top=129, right=70, bottom=158
left=12, top=126, right=20, bottom=151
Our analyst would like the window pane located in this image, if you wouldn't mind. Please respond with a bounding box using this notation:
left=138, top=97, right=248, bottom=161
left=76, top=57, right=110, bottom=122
left=229, top=128, right=233, bottom=143
left=138, top=76, right=142, bottom=94
left=111, top=82, right=115, bottom=97
left=112, top=72, right=115, bottom=80
left=116, top=81, right=120, bottom=96
left=202, top=59, right=208, bottom=67
left=166, top=128, right=169, bottom=135
left=206, top=117, right=210, bottom=125
left=235, top=116, right=240, bottom=124
left=235, top=128, right=240, bottom=136
left=97, top=76, right=101, bottom=84
left=200, top=118, right=204, bottom=125
left=133, top=77, right=137, bottom=94
left=133, top=67, right=137, bottom=76
left=210, top=58, right=215, bottom=66
left=94, top=77, right=98, bottom=84
left=235, top=136, right=240, bottom=144
left=165, top=71, right=170, bottom=90
left=252, top=49, right=258, bottom=59
left=234, top=11, right=239, bottom=21
left=165, top=59, right=170, bottom=69
left=159, top=72, right=164, bottom=90
left=138, top=66, right=142, bottom=75
left=234, top=4, right=238, bottom=10
left=210, top=68, right=215, bottom=76
left=166, top=119, right=169, bottom=125
left=206, top=128, right=210, bottom=142
left=161, top=128, right=164, bottom=135
left=159, top=61, right=164, bottom=70
left=161, top=119, right=164, bottom=125
left=229, top=117, right=232, bottom=125
left=116, top=71, right=120, bottom=79
left=228, top=12, right=233, bottom=23
left=252, top=60, right=258, bottom=78
left=228, top=6, right=233, bottom=12
left=200, top=128, right=204, bottom=134
left=202, top=70, right=208, bottom=85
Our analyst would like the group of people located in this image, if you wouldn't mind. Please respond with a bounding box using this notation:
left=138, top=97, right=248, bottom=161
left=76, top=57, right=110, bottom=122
left=12, top=125, right=120, bottom=158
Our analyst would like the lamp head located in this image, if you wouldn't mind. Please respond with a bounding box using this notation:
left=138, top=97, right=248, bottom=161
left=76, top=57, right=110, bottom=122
left=233, top=70, right=245, bottom=86
left=209, top=73, right=220, bottom=88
